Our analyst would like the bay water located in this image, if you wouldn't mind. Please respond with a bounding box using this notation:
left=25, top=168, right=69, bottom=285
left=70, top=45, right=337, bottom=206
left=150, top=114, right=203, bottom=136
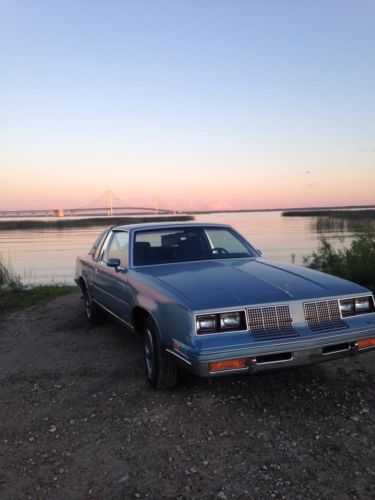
left=0, top=211, right=360, bottom=285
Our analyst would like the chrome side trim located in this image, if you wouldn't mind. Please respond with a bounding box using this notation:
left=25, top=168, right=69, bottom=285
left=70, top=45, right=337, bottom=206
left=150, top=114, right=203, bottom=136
left=92, top=300, right=134, bottom=330
left=166, top=349, right=192, bottom=366
left=208, top=366, right=249, bottom=374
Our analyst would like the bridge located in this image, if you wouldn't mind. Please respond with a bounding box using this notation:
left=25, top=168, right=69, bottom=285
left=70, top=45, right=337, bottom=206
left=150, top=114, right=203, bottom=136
left=0, top=192, right=180, bottom=218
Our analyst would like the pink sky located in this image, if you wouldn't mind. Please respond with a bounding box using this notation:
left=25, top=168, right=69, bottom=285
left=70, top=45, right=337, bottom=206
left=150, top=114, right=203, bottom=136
left=1, top=2, right=374, bottom=213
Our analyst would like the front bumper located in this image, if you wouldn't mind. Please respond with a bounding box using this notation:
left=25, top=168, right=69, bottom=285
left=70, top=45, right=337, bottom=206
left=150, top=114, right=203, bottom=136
left=187, top=340, right=374, bottom=377
left=169, top=326, right=375, bottom=378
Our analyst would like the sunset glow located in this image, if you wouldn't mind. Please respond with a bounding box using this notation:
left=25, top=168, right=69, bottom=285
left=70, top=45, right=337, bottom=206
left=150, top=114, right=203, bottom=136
left=1, top=1, right=374, bottom=212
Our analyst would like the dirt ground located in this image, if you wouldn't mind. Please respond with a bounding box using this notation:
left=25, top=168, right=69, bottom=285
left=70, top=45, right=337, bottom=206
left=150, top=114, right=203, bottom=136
left=0, top=291, right=374, bottom=499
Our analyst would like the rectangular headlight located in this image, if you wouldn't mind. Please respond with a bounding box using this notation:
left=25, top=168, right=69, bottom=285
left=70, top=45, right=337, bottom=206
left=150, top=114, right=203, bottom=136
left=196, top=314, right=217, bottom=333
left=339, top=299, right=354, bottom=317
left=220, top=312, right=241, bottom=329
left=355, top=297, right=370, bottom=313
left=339, top=296, right=375, bottom=317
left=196, top=311, right=247, bottom=334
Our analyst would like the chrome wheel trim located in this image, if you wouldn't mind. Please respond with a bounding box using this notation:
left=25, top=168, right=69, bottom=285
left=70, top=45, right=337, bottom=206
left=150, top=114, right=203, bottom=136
left=84, top=290, right=92, bottom=319
left=144, top=328, right=154, bottom=377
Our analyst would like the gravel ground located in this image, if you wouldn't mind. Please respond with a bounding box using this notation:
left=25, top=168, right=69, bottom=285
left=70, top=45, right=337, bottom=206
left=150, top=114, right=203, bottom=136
left=0, top=292, right=374, bottom=499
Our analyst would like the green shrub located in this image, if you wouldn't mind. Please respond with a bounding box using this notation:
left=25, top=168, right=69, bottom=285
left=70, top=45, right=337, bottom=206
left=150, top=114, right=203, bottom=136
left=303, top=231, right=375, bottom=290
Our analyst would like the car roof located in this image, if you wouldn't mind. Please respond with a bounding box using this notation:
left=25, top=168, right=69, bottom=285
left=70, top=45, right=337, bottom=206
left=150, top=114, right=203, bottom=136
left=111, top=221, right=231, bottom=232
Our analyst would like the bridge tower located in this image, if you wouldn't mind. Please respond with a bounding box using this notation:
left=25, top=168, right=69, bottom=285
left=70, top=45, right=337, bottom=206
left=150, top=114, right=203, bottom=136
left=152, top=197, right=159, bottom=215
left=107, top=191, right=113, bottom=216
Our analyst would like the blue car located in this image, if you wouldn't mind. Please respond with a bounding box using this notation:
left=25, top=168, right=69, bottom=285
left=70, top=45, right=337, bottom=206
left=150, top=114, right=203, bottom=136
left=75, top=222, right=375, bottom=389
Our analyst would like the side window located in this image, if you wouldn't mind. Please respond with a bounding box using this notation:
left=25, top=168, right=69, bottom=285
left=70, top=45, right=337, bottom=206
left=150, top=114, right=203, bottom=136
left=104, top=231, right=129, bottom=267
left=92, top=231, right=108, bottom=261
left=89, top=230, right=107, bottom=259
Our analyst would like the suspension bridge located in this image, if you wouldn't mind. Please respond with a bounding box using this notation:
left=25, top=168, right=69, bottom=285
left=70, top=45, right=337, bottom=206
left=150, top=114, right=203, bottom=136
left=0, top=192, right=181, bottom=218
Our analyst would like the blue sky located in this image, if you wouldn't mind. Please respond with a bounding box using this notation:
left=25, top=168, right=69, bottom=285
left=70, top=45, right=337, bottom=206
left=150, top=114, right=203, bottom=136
left=1, top=0, right=374, bottom=210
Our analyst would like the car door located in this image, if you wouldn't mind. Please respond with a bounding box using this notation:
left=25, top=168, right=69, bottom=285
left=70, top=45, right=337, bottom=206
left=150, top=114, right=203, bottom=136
left=93, top=230, right=132, bottom=321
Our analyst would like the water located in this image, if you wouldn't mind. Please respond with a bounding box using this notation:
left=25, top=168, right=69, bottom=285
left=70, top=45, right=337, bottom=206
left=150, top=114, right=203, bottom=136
left=0, top=211, right=367, bottom=285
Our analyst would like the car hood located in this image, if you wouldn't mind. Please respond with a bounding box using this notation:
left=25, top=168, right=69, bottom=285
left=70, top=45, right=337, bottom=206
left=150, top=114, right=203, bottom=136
left=139, top=258, right=367, bottom=310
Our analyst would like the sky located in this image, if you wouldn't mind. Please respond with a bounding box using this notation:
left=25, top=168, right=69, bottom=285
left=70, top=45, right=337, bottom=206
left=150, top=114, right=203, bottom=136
left=1, top=0, right=375, bottom=211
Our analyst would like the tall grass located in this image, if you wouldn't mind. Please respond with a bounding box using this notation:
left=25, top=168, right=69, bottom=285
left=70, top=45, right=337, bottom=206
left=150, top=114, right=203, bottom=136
left=303, top=230, right=375, bottom=290
left=0, top=255, right=22, bottom=290
left=0, top=256, right=77, bottom=318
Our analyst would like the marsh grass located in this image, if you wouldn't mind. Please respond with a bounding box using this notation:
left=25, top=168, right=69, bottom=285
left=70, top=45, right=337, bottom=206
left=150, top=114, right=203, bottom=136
left=0, top=255, right=22, bottom=289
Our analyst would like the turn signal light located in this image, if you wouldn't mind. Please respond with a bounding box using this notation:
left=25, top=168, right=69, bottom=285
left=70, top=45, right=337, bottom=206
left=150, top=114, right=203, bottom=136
left=209, top=359, right=248, bottom=372
left=172, top=340, right=181, bottom=351
left=357, top=338, right=375, bottom=350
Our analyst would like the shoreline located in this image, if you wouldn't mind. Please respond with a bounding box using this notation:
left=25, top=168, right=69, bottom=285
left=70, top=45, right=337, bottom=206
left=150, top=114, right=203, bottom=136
left=0, top=215, right=194, bottom=230
left=282, top=209, right=375, bottom=219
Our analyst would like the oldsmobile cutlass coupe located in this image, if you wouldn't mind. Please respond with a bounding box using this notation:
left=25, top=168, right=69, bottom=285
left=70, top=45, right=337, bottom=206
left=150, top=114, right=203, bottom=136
left=75, top=222, right=375, bottom=389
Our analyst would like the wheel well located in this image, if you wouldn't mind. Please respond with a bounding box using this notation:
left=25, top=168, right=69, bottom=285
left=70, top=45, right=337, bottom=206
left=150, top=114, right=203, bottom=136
left=132, top=306, right=151, bottom=335
left=78, top=277, right=87, bottom=292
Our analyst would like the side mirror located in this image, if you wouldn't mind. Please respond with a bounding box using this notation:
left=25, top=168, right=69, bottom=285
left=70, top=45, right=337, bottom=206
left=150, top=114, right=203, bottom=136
left=105, top=258, right=121, bottom=271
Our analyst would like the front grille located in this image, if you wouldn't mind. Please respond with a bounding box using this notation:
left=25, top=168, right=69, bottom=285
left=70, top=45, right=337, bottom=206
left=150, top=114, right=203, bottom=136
left=247, top=305, right=297, bottom=340
left=304, top=300, right=347, bottom=332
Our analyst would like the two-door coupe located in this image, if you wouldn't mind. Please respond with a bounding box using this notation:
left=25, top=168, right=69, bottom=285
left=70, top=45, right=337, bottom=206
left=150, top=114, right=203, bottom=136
left=75, top=222, right=375, bottom=389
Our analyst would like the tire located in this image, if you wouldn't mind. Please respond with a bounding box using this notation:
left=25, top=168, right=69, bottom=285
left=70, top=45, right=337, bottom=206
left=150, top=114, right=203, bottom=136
left=83, top=286, right=105, bottom=325
left=143, top=317, right=178, bottom=390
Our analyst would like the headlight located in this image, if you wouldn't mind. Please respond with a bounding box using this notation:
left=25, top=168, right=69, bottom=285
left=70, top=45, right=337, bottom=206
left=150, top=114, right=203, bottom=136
left=339, top=299, right=354, bottom=316
left=339, top=296, right=374, bottom=317
left=196, top=311, right=246, bottom=334
left=196, top=314, right=217, bottom=333
left=355, top=297, right=370, bottom=313
left=220, top=312, right=241, bottom=329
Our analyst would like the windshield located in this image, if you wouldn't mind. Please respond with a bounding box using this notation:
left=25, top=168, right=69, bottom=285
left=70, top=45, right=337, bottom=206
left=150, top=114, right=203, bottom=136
left=133, top=226, right=256, bottom=266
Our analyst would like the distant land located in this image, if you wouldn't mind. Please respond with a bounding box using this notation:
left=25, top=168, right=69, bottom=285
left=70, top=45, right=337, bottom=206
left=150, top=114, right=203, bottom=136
left=0, top=204, right=374, bottom=219
left=188, top=204, right=375, bottom=215
left=282, top=209, right=375, bottom=219
left=0, top=215, right=194, bottom=231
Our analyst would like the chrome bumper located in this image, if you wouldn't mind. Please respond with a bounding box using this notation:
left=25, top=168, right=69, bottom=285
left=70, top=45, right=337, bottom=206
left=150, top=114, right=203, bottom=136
left=183, top=341, right=374, bottom=378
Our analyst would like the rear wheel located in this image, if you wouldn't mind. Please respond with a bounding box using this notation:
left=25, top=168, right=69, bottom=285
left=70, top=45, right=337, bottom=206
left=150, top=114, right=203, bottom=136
left=83, top=286, right=105, bottom=324
left=143, top=317, right=178, bottom=390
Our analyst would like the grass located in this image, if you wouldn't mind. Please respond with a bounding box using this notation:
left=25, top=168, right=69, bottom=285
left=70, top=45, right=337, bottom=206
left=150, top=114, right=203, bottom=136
left=0, top=285, right=78, bottom=319
left=0, top=255, right=77, bottom=319
left=0, top=215, right=194, bottom=230
left=303, top=230, right=375, bottom=290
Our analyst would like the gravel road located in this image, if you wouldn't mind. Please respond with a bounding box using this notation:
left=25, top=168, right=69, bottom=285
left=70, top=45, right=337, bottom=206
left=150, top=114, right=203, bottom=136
left=0, top=292, right=374, bottom=499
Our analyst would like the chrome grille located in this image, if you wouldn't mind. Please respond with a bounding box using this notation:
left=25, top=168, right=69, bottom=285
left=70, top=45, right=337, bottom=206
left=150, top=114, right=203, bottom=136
left=247, top=305, right=297, bottom=340
left=304, top=300, right=347, bottom=332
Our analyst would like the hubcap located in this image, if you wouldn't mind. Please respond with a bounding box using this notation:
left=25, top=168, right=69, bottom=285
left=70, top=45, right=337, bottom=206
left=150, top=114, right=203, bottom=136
left=85, top=291, right=92, bottom=318
left=144, top=328, right=154, bottom=377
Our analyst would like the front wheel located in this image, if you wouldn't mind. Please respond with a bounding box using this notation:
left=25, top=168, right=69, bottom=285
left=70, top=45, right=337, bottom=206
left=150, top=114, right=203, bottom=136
left=83, top=286, right=105, bottom=324
left=143, top=317, right=178, bottom=390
